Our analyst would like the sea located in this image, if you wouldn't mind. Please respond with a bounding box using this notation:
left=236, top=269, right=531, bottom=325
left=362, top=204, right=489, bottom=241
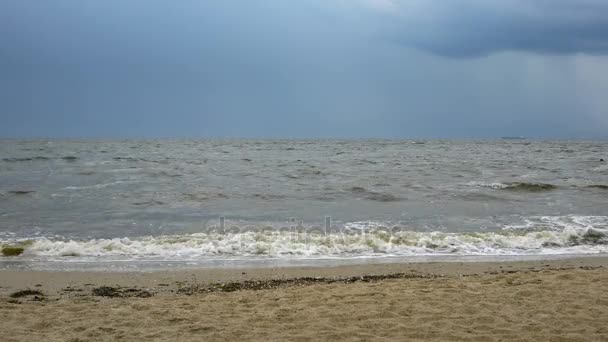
left=1, top=139, right=607, bottom=270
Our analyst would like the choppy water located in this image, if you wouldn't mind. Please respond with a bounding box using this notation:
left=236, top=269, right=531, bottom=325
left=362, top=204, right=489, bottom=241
left=1, top=139, right=607, bottom=269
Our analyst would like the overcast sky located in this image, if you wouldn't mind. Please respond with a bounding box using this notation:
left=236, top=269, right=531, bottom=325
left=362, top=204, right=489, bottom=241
left=1, top=0, right=608, bottom=139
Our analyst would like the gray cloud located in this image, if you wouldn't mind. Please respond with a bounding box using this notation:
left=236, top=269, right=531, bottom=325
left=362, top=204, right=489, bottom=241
left=1, top=1, right=607, bottom=139
left=376, top=0, right=608, bottom=57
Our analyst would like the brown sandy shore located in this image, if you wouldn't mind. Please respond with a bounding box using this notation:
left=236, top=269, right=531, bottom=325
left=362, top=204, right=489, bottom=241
left=1, top=256, right=607, bottom=341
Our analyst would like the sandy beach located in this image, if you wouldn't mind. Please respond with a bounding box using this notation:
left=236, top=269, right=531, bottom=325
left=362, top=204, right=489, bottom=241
left=1, top=256, right=607, bottom=341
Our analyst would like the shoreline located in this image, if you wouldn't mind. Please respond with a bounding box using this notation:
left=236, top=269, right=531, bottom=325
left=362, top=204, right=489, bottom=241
left=1, top=255, right=606, bottom=296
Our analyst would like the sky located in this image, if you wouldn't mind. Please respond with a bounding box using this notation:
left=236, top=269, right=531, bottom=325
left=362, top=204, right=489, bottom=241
left=1, top=0, right=608, bottom=139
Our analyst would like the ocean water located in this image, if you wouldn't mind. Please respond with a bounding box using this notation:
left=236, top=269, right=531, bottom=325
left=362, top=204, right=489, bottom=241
left=1, top=139, right=607, bottom=270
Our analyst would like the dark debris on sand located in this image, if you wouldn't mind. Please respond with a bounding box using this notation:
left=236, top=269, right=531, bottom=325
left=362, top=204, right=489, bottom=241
left=177, top=273, right=443, bottom=295
left=92, top=286, right=153, bottom=298
left=10, top=289, right=44, bottom=299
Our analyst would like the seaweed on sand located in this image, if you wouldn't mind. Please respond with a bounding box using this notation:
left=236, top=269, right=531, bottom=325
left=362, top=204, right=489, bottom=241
left=92, top=286, right=153, bottom=298
left=10, top=289, right=44, bottom=298
left=177, top=273, right=443, bottom=295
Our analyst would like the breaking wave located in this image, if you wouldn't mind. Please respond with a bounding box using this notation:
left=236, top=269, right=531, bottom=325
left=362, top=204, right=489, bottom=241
left=472, top=182, right=558, bottom=192
left=2, top=216, right=606, bottom=261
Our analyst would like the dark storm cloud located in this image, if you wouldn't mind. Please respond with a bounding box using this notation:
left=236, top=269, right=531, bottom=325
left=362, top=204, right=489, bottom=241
left=378, top=0, right=608, bottom=57
left=0, top=0, right=607, bottom=139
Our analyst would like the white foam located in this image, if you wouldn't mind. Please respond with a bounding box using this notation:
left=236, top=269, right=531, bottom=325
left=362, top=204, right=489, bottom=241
left=468, top=181, right=511, bottom=189
left=2, top=216, right=606, bottom=261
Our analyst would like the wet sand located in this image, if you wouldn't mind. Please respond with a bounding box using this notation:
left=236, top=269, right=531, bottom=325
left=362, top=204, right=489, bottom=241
left=1, top=256, right=607, bottom=341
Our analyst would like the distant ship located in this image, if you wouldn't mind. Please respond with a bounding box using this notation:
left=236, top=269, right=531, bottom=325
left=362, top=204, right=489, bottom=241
left=501, top=136, right=526, bottom=140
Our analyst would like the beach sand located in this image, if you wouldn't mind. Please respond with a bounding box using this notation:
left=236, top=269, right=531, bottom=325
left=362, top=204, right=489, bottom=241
left=1, top=257, right=607, bottom=341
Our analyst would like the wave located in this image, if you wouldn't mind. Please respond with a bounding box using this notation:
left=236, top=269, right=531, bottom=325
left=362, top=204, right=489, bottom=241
left=61, top=156, right=79, bottom=161
left=2, top=156, right=50, bottom=162
left=2, top=156, right=79, bottom=163
left=252, top=193, right=287, bottom=200
left=182, top=192, right=229, bottom=202
left=472, top=182, right=557, bottom=192
left=113, top=157, right=139, bottom=162
left=2, top=216, right=606, bottom=260
left=346, top=186, right=401, bottom=202
left=132, top=200, right=166, bottom=206
left=7, top=190, right=35, bottom=195
left=63, top=180, right=135, bottom=190
left=456, top=193, right=507, bottom=201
